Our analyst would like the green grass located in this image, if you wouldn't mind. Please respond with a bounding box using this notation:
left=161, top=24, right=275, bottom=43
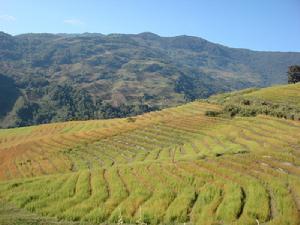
left=209, top=83, right=300, bottom=106
left=216, top=183, right=244, bottom=223
left=83, top=168, right=128, bottom=223
left=244, top=83, right=300, bottom=107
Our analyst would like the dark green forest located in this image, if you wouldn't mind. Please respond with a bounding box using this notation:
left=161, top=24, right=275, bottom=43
left=12, top=83, right=157, bottom=127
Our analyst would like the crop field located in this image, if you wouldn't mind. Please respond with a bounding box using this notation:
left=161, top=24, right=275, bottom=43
left=0, top=101, right=221, bottom=180
left=209, top=83, right=300, bottom=107
left=0, top=84, right=300, bottom=225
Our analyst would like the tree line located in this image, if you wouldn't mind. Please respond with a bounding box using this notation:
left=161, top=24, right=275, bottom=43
left=15, top=83, right=158, bottom=127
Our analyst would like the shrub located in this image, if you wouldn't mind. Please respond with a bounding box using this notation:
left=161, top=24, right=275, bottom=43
left=205, top=110, right=221, bottom=117
left=126, top=117, right=136, bottom=123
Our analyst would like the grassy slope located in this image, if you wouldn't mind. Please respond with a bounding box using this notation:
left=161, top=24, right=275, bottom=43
left=208, top=83, right=300, bottom=120
left=0, top=199, right=85, bottom=225
left=0, top=84, right=300, bottom=225
left=243, top=83, right=300, bottom=107
left=209, top=82, right=300, bottom=106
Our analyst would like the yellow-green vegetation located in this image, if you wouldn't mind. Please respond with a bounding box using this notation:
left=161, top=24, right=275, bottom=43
left=0, top=84, right=300, bottom=225
left=244, top=83, right=300, bottom=106
left=210, top=83, right=300, bottom=106
left=208, top=83, right=300, bottom=120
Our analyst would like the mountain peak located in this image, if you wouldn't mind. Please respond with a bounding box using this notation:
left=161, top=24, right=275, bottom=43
left=137, top=32, right=161, bottom=39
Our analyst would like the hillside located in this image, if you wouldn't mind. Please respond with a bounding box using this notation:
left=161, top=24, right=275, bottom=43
left=0, top=84, right=300, bottom=225
left=209, top=82, right=300, bottom=106
left=208, top=83, right=300, bottom=120
left=1, top=31, right=300, bottom=128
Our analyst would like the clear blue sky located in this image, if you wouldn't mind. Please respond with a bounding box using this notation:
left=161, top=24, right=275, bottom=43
left=0, top=0, right=299, bottom=52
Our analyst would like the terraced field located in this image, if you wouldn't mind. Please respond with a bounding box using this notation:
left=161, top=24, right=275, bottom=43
left=209, top=83, right=300, bottom=106
left=0, top=84, right=300, bottom=225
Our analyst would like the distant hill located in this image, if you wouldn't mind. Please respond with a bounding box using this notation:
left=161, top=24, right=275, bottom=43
left=0, top=31, right=300, bottom=127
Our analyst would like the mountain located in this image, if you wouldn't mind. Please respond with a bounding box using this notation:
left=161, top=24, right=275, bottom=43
left=0, top=83, right=299, bottom=225
left=0, top=31, right=300, bottom=128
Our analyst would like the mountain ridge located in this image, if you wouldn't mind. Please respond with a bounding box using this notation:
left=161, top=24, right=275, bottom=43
left=8, top=31, right=300, bottom=53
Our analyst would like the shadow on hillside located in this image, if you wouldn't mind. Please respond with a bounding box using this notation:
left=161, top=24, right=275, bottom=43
left=0, top=74, right=20, bottom=118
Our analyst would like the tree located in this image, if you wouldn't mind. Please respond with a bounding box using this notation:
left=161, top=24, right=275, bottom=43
left=288, top=65, right=300, bottom=84
left=15, top=102, right=40, bottom=126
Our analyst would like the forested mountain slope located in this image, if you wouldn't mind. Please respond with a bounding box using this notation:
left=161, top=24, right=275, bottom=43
left=0, top=31, right=300, bottom=128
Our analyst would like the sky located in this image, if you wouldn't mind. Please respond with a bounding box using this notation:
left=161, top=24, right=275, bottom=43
left=0, top=0, right=299, bottom=52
